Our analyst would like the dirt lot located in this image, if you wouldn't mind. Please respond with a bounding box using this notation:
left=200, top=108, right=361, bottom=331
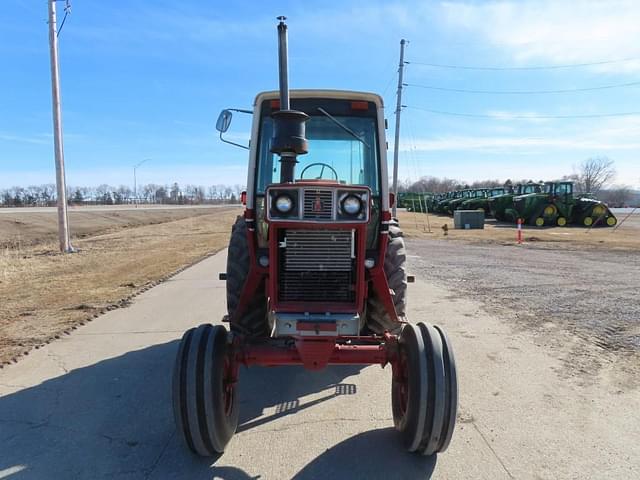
left=398, top=209, right=640, bottom=252
left=0, top=206, right=239, bottom=365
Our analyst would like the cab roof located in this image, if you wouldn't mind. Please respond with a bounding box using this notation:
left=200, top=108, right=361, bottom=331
left=254, top=90, right=384, bottom=109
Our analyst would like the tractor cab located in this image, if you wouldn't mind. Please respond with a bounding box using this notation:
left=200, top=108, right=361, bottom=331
left=518, top=182, right=544, bottom=195
left=218, top=90, right=390, bottom=340
left=552, top=181, right=573, bottom=197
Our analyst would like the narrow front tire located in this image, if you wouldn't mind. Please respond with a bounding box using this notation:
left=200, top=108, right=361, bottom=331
left=172, top=324, right=239, bottom=456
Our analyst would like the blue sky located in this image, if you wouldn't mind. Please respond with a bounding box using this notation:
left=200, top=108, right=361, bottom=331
left=1, top=0, right=639, bottom=189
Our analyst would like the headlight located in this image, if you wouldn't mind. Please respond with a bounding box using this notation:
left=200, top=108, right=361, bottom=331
left=342, top=195, right=362, bottom=215
left=275, top=195, right=293, bottom=213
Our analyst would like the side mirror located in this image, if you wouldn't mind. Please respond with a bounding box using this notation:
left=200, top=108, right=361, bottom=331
left=216, top=107, right=252, bottom=150
left=216, top=109, right=233, bottom=133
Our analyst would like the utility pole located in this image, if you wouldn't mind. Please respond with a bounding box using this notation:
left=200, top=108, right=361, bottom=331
left=133, top=158, right=150, bottom=204
left=48, top=0, right=73, bottom=252
left=391, top=39, right=406, bottom=219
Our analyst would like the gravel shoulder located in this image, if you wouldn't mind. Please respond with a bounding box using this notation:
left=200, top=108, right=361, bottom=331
left=407, top=237, right=640, bottom=383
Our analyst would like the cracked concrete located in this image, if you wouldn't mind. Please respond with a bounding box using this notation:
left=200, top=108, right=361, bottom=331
left=1, top=248, right=638, bottom=479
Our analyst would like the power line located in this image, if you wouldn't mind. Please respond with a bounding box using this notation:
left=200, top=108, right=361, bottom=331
left=406, top=105, right=640, bottom=119
left=404, top=80, right=640, bottom=95
left=381, top=69, right=397, bottom=97
left=56, top=1, right=71, bottom=37
left=406, top=57, right=640, bottom=71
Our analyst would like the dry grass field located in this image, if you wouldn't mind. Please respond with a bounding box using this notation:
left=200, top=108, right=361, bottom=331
left=0, top=205, right=226, bottom=249
left=2, top=205, right=637, bottom=365
left=0, top=207, right=239, bottom=365
left=398, top=210, right=640, bottom=252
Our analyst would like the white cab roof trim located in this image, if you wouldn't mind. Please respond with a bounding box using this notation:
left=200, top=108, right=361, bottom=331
left=254, top=90, right=384, bottom=109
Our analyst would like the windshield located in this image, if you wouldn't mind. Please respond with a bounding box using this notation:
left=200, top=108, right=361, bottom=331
left=556, top=183, right=573, bottom=195
left=256, top=115, right=380, bottom=194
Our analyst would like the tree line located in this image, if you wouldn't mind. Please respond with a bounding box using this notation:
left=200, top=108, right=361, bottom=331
left=0, top=182, right=246, bottom=207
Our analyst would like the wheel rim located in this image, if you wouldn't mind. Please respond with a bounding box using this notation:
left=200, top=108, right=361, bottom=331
left=607, top=216, right=616, bottom=226
left=544, top=205, right=556, bottom=216
left=584, top=217, right=593, bottom=226
left=557, top=217, right=567, bottom=226
left=535, top=217, right=545, bottom=227
left=396, top=351, right=409, bottom=418
left=593, top=205, right=605, bottom=216
left=223, top=356, right=235, bottom=417
left=173, top=324, right=238, bottom=456
left=392, top=324, right=428, bottom=452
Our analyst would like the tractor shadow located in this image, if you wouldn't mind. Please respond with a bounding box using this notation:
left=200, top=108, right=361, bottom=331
left=0, top=340, right=364, bottom=479
left=292, top=427, right=437, bottom=479
left=237, top=364, right=363, bottom=432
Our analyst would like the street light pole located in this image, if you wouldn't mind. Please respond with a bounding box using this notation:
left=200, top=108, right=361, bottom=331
left=48, top=0, right=73, bottom=252
left=133, top=158, right=150, bottom=204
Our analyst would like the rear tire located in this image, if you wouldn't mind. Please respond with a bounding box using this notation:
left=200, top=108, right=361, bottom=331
left=366, top=220, right=407, bottom=334
left=226, top=217, right=269, bottom=337
left=172, top=324, right=239, bottom=456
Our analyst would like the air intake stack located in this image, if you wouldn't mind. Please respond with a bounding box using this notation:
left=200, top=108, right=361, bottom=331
left=270, top=16, right=309, bottom=183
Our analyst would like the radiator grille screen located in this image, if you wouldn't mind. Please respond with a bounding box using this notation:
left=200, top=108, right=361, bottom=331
left=279, top=229, right=355, bottom=303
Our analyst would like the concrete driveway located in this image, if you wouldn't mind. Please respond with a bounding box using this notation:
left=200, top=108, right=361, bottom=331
left=1, top=249, right=638, bottom=479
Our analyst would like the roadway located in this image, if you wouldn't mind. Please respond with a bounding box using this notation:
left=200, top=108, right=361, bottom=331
left=0, top=249, right=637, bottom=479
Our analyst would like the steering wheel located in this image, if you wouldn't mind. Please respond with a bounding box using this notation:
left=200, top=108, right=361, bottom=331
left=300, top=162, right=339, bottom=181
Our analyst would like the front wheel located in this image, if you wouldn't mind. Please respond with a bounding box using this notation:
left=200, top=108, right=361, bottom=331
left=172, top=324, right=239, bottom=456
left=392, top=323, right=458, bottom=456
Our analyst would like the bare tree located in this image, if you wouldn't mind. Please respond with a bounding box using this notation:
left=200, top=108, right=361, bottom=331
left=469, top=179, right=502, bottom=188
left=207, top=185, right=218, bottom=201
left=577, top=156, right=616, bottom=194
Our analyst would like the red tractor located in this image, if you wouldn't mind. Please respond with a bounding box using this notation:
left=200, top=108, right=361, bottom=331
left=172, top=18, right=457, bottom=457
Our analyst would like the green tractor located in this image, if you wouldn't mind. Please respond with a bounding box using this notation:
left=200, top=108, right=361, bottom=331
left=444, top=190, right=472, bottom=215
left=435, top=191, right=459, bottom=214
left=449, top=189, right=481, bottom=214
left=489, top=183, right=543, bottom=222
left=460, top=187, right=506, bottom=217
left=458, top=188, right=505, bottom=216
left=403, top=192, right=434, bottom=213
left=510, top=182, right=560, bottom=226
left=549, top=182, right=617, bottom=227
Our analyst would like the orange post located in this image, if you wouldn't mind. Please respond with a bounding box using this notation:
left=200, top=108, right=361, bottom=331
left=517, top=218, right=523, bottom=244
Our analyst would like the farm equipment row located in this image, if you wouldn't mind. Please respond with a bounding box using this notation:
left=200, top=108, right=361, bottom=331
left=399, top=181, right=617, bottom=227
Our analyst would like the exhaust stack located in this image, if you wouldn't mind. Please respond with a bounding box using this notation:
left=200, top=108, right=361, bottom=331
left=270, top=16, right=309, bottom=183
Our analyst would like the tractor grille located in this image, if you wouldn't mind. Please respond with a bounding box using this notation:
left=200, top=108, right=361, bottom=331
left=303, top=189, right=333, bottom=219
left=279, top=229, right=355, bottom=303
